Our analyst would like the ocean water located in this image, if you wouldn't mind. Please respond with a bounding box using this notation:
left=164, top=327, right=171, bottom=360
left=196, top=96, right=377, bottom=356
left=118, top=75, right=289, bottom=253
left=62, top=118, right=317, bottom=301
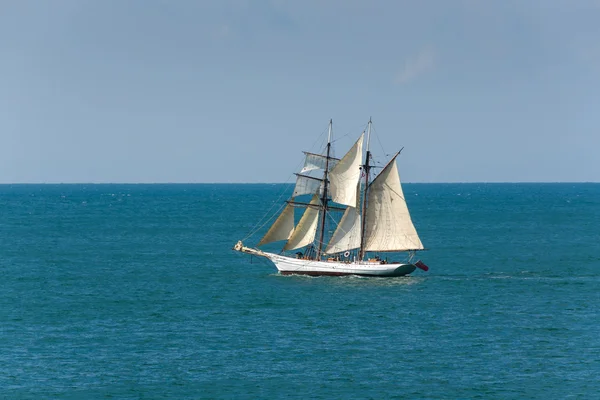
left=1, top=183, right=599, bottom=399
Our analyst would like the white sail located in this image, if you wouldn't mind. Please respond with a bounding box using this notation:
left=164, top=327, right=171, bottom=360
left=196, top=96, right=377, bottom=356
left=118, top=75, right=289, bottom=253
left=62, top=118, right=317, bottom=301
left=300, top=152, right=339, bottom=173
left=257, top=202, right=295, bottom=246
left=364, top=156, right=424, bottom=251
left=293, top=174, right=323, bottom=197
left=324, top=206, right=361, bottom=254
left=284, top=195, right=321, bottom=251
left=329, top=133, right=364, bottom=207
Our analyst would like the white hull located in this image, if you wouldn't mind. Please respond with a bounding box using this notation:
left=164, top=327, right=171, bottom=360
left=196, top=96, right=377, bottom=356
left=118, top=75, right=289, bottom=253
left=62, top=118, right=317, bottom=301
left=265, top=252, right=416, bottom=277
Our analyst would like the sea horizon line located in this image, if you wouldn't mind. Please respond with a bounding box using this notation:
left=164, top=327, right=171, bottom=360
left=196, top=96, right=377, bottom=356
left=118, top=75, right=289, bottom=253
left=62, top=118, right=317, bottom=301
left=1, top=181, right=599, bottom=185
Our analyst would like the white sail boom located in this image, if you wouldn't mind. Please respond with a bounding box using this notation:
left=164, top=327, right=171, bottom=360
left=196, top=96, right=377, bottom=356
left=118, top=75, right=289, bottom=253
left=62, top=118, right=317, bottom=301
left=257, top=202, right=295, bottom=246
left=283, top=195, right=321, bottom=251
left=364, top=157, right=424, bottom=252
left=300, top=152, right=339, bottom=174
left=324, top=206, right=361, bottom=254
left=328, top=133, right=364, bottom=207
left=293, top=173, right=323, bottom=197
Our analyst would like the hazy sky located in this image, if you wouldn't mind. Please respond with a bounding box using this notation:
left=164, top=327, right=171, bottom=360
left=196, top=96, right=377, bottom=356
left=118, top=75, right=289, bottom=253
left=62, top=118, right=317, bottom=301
left=2, top=0, right=599, bottom=183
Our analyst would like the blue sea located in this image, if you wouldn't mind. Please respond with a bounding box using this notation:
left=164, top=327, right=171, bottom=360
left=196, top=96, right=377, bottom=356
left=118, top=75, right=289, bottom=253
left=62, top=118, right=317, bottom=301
left=1, top=183, right=599, bottom=399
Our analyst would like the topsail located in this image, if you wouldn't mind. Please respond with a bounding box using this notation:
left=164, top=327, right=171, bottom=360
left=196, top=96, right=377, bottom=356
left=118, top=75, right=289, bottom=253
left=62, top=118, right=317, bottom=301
left=300, top=152, right=340, bottom=174
left=293, top=174, right=323, bottom=197
left=328, top=133, right=364, bottom=208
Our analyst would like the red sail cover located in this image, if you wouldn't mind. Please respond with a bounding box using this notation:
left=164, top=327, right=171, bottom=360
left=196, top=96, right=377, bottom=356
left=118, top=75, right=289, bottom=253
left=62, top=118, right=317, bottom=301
left=415, top=260, right=429, bottom=271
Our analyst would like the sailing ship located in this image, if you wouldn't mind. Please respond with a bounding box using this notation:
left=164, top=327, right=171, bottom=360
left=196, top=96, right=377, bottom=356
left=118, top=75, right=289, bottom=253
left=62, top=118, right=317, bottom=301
left=233, top=118, right=429, bottom=277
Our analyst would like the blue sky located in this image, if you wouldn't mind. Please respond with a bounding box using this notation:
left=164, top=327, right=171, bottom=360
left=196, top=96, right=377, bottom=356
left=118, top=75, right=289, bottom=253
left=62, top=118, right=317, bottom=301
left=1, top=0, right=599, bottom=183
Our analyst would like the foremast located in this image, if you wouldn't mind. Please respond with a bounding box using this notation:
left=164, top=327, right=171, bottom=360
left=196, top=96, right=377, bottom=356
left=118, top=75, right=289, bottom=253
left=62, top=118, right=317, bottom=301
left=316, top=119, right=333, bottom=260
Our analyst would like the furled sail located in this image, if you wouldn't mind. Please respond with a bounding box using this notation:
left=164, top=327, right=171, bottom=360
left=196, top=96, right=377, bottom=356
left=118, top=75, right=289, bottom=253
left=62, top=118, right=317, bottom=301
left=293, top=174, right=323, bottom=197
left=283, top=195, right=321, bottom=251
left=257, top=202, right=295, bottom=246
left=300, top=152, right=340, bottom=174
left=324, top=206, right=361, bottom=254
left=328, top=133, right=364, bottom=207
left=364, top=156, right=424, bottom=251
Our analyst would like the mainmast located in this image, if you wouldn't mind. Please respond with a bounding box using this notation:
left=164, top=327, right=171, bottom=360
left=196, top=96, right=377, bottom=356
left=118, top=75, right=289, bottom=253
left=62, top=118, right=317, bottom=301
left=358, top=117, right=372, bottom=261
left=316, top=119, right=333, bottom=259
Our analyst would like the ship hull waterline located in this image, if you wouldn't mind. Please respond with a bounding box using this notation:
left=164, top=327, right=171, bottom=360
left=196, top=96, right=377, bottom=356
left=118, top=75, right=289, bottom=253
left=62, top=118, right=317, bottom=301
left=266, top=253, right=417, bottom=277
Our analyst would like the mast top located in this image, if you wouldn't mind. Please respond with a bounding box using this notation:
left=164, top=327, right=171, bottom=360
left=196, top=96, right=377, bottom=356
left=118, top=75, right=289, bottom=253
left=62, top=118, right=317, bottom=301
left=366, top=118, right=372, bottom=153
